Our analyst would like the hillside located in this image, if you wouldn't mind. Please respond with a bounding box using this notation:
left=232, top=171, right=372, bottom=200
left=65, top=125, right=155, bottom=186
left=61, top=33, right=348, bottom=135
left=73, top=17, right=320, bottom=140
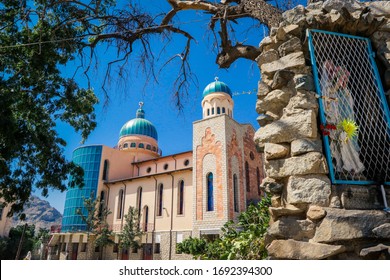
left=11, top=196, right=62, bottom=231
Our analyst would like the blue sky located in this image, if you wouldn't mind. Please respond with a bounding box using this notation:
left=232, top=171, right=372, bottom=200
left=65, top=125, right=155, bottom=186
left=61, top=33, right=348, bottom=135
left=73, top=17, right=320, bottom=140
left=39, top=1, right=274, bottom=212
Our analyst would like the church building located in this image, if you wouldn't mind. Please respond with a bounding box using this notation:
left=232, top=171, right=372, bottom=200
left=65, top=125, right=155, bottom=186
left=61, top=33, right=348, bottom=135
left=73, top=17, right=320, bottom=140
left=48, top=79, right=265, bottom=260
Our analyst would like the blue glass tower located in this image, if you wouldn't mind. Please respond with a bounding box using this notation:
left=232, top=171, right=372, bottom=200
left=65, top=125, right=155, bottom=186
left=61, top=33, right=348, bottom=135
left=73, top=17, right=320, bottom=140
left=61, top=145, right=102, bottom=232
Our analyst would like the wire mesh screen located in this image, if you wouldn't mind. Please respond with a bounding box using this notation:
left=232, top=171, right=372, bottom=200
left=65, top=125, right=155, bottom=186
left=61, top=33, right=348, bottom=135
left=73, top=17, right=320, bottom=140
left=308, top=30, right=390, bottom=184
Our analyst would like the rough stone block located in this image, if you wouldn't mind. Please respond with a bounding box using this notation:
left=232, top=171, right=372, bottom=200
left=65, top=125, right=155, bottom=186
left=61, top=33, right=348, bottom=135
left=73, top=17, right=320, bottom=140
left=256, top=49, right=279, bottom=67
left=260, top=51, right=306, bottom=77
left=268, top=217, right=315, bottom=241
left=278, top=37, right=302, bottom=57
left=291, top=138, right=323, bottom=156
left=372, top=223, right=390, bottom=239
left=283, top=91, right=318, bottom=116
left=254, top=110, right=318, bottom=145
left=257, top=81, right=272, bottom=97
left=266, top=153, right=328, bottom=179
left=260, top=177, right=283, bottom=195
left=307, top=205, right=327, bottom=221
left=360, top=244, right=390, bottom=259
left=264, top=143, right=290, bottom=160
left=365, top=1, right=390, bottom=17
left=269, top=204, right=305, bottom=219
left=267, top=239, right=346, bottom=260
left=286, top=174, right=331, bottom=206
left=271, top=70, right=295, bottom=89
left=323, top=0, right=364, bottom=14
left=256, top=114, right=274, bottom=127
left=256, top=89, right=291, bottom=115
left=312, top=208, right=390, bottom=243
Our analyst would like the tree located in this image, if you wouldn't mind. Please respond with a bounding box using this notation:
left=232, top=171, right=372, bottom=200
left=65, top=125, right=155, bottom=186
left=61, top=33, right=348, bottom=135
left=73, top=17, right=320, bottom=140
left=177, top=196, right=271, bottom=259
left=76, top=193, right=112, bottom=259
left=0, top=224, right=36, bottom=260
left=117, top=206, right=142, bottom=258
left=1, top=0, right=293, bottom=215
left=0, top=0, right=99, bottom=216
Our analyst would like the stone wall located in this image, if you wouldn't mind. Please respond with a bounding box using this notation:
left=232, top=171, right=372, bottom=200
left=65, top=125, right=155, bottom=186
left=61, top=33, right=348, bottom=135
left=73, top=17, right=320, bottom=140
left=254, top=0, right=390, bottom=259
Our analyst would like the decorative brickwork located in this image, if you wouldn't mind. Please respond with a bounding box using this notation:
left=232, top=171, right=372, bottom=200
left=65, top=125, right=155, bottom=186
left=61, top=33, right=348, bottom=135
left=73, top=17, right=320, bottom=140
left=196, top=127, right=223, bottom=220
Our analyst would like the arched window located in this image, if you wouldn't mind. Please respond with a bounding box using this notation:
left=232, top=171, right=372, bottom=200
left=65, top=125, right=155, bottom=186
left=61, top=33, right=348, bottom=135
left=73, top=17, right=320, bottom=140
left=152, top=146, right=157, bottom=152
left=178, top=180, right=184, bottom=215
left=137, top=187, right=142, bottom=212
left=117, top=189, right=124, bottom=219
left=123, top=143, right=128, bottom=148
left=143, top=206, right=149, bottom=232
left=245, top=161, right=251, bottom=192
left=102, top=160, right=109, bottom=181
left=207, top=173, right=214, bottom=211
left=233, top=174, right=239, bottom=213
left=99, top=191, right=106, bottom=220
left=157, top=184, right=164, bottom=216
left=130, top=142, right=136, bottom=148
left=257, top=167, right=261, bottom=196
left=217, top=107, right=221, bottom=114
left=146, top=144, right=151, bottom=150
left=211, top=108, right=215, bottom=115
left=139, top=143, right=144, bottom=149
left=222, top=107, right=226, bottom=114
left=207, top=108, right=210, bottom=116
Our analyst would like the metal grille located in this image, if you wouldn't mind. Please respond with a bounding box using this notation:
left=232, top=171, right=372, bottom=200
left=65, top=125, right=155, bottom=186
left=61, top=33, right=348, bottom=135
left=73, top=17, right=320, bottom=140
left=308, top=30, right=390, bottom=184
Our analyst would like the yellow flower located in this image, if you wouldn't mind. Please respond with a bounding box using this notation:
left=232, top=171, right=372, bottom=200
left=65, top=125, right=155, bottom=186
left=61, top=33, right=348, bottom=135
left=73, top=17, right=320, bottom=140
left=337, top=119, right=359, bottom=140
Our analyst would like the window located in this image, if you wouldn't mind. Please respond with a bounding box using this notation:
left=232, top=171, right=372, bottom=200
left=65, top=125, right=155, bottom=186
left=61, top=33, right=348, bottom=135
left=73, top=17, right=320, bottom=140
left=222, top=107, right=226, bottom=114
left=233, top=174, right=239, bottom=213
left=98, top=191, right=106, bottom=220
left=117, top=189, right=124, bottom=219
left=245, top=162, right=250, bottom=192
left=152, top=146, right=157, bottom=152
left=131, top=247, right=138, bottom=254
left=217, top=107, right=221, bottom=114
left=102, top=160, right=109, bottom=181
left=113, top=244, right=119, bottom=253
left=146, top=145, right=151, bottom=150
left=212, top=108, right=215, bottom=115
left=207, top=109, right=210, bottom=116
left=157, top=184, right=164, bottom=216
left=257, top=167, right=261, bottom=196
left=81, top=243, right=87, bottom=252
left=0, top=204, right=3, bottom=221
left=163, top=163, right=169, bottom=170
left=123, top=143, right=128, bottom=148
left=130, top=142, right=136, bottom=148
left=146, top=167, right=152, bottom=173
left=137, top=187, right=142, bottom=212
left=138, top=143, right=144, bottom=149
left=143, top=206, right=149, bottom=232
left=154, top=243, right=160, bottom=254
left=207, top=173, right=214, bottom=211
left=184, top=159, right=190, bottom=166
left=250, top=152, right=255, bottom=160
left=178, top=180, right=184, bottom=215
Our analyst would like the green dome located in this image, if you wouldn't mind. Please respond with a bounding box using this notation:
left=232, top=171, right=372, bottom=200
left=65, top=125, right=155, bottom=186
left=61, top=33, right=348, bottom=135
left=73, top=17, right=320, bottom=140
left=203, top=80, right=232, bottom=98
left=119, top=106, right=158, bottom=140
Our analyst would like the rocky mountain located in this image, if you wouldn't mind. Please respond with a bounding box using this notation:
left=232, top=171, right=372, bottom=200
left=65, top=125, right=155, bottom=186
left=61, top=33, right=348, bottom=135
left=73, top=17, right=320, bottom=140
left=11, top=196, right=62, bottom=231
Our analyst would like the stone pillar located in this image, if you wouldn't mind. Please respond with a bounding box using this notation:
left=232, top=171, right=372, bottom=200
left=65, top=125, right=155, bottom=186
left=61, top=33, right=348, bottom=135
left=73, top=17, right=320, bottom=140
left=254, top=0, right=390, bottom=259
